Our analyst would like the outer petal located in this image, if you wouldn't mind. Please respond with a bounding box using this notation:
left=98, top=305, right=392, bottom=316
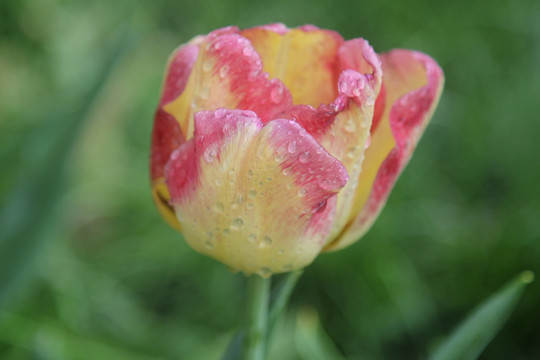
left=162, top=27, right=293, bottom=140
left=150, top=43, right=199, bottom=231
left=241, top=24, right=344, bottom=107
left=165, top=109, right=347, bottom=276
left=325, top=50, right=444, bottom=251
left=275, top=39, right=382, bottom=245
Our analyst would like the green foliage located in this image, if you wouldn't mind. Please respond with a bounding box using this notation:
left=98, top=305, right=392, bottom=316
left=1, top=0, right=539, bottom=359
left=430, top=272, right=534, bottom=360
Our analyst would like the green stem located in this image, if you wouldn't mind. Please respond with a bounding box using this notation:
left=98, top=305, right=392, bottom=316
left=268, top=270, right=303, bottom=335
left=243, top=275, right=271, bottom=360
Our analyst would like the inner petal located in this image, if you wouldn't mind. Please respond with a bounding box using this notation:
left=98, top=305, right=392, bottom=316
left=241, top=25, right=344, bottom=107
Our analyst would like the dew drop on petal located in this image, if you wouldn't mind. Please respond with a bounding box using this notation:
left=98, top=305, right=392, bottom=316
left=231, top=218, right=244, bottom=230
left=261, top=235, right=272, bottom=247
left=219, top=65, right=230, bottom=78
left=248, top=234, right=257, bottom=243
left=258, top=267, right=272, bottom=278
left=319, top=176, right=340, bottom=191
left=344, top=119, right=356, bottom=133
left=298, top=151, right=309, bottom=163
left=282, top=264, right=293, bottom=271
left=347, top=146, right=359, bottom=159
left=311, top=200, right=327, bottom=214
left=270, top=83, right=284, bottom=103
left=339, top=81, right=349, bottom=93
left=287, top=140, right=297, bottom=153
left=366, top=93, right=375, bottom=105
left=214, top=40, right=224, bottom=50
left=248, top=189, right=257, bottom=198
left=203, top=147, right=217, bottom=162
left=214, top=202, right=224, bottom=212
left=282, top=167, right=293, bottom=176
left=297, top=188, right=307, bottom=197
left=204, top=240, right=214, bottom=249
left=222, top=228, right=231, bottom=235
left=242, top=47, right=253, bottom=57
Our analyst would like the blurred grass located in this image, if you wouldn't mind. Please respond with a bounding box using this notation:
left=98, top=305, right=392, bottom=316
left=1, top=0, right=539, bottom=359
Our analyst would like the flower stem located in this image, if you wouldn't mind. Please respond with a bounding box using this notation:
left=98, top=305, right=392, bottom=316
left=268, top=270, right=303, bottom=336
left=244, top=275, right=271, bottom=360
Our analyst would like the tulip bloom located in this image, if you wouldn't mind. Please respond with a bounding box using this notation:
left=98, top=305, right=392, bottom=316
left=150, top=24, right=443, bottom=277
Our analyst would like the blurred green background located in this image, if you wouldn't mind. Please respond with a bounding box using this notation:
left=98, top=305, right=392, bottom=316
left=1, top=0, right=539, bottom=359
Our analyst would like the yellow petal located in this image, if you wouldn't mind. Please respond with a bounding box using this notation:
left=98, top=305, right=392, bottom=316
left=241, top=25, right=344, bottom=107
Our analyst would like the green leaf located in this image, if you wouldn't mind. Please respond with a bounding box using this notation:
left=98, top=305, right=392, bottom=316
left=430, top=271, right=534, bottom=360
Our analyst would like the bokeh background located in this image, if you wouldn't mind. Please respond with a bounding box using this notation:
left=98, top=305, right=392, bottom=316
left=1, top=0, right=539, bottom=359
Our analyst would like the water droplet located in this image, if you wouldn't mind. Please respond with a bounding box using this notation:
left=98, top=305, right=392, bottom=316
left=214, top=202, right=224, bottom=212
left=204, top=241, right=214, bottom=249
left=246, top=202, right=254, bottom=209
left=215, top=178, right=223, bottom=187
left=347, top=146, right=359, bottom=159
left=311, top=200, right=327, bottom=214
left=339, top=81, right=349, bottom=93
left=297, top=188, right=307, bottom=197
left=248, top=69, right=260, bottom=80
left=231, top=218, right=244, bottom=229
left=278, top=249, right=285, bottom=255
left=282, top=167, right=293, bottom=176
left=203, top=147, right=217, bottom=162
left=287, top=140, right=297, bottom=153
left=282, top=264, right=293, bottom=271
left=258, top=267, right=272, bottom=278
left=366, top=93, right=375, bottom=105
left=274, top=154, right=285, bottom=162
left=344, top=119, right=356, bottom=132
left=248, top=189, right=257, bottom=198
left=352, top=88, right=361, bottom=97
left=248, top=234, right=257, bottom=243
left=242, top=47, right=254, bottom=57
left=320, top=176, right=341, bottom=191
left=219, top=65, right=229, bottom=78
left=286, top=183, right=293, bottom=190
left=298, top=151, right=309, bottom=163
left=261, top=235, right=272, bottom=247
left=270, top=83, right=284, bottom=103
left=214, top=40, right=224, bottom=50
left=266, top=177, right=272, bottom=181
left=222, top=228, right=231, bottom=235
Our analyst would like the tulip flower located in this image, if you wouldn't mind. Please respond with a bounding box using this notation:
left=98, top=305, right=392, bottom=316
left=150, top=24, right=444, bottom=277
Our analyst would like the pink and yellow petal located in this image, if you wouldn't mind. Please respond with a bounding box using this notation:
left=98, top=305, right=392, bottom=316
left=241, top=24, right=344, bottom=107
left=276, top=39, right=382, bottom=244
left=162, top=28, right=293, bottom=140
left=325, top=50, right=444, bottom=251
left=165, top=109, right=347, bottom=276
left=150, top=41, right=201, bottom=231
